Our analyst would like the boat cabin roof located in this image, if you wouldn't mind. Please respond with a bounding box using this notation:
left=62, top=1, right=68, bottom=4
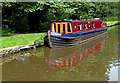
left=51, top=19, right=103, bottom=23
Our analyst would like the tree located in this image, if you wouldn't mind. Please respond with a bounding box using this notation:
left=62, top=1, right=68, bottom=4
left=2, top=2, right=119, bottom=34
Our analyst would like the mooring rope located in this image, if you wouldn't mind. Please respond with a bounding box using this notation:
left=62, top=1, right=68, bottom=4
left=34, top=33, right=46, bottom=44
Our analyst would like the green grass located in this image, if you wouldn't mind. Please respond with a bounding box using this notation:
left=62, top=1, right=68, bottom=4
left=1, top=33, right=46, bottom=49
left=106, top=21, right=119, bottom=26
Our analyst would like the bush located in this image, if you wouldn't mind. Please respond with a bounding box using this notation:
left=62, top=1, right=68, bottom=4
left=2, top=25, right=17, bottom=36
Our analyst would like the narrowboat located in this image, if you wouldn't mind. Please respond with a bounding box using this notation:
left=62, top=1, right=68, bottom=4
left=44, top=18, right=107, bottom=48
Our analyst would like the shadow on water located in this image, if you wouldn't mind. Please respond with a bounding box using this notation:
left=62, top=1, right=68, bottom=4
left=2, top=25, right=119, bottom=81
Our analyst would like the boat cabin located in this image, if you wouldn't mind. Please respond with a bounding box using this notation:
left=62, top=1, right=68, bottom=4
left=50, top=19, right=106, bottom=34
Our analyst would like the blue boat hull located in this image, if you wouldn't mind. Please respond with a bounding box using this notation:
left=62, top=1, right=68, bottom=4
left=44, top=28, right=107, bottom=48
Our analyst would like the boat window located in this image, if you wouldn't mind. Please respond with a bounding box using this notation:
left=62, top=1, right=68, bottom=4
left=54, top=24, right=56, bottom=32
left=52, top=24, right=56, bottom=32
left=63, top=24, right=65, bottom=34
left=58, top=24, right=60, bottom=33
left=92, top=23, right=95, bottom=28
left=101, top=22, right=103, bottom=27
left=52, top=22, right=72, bottom=34
left=83, top=23, right=87, bottom=30
left=52, top=24, right=55, bottom=32
left=68, top=23, right=71, bottom=32
left=77, top=24, right=82, bottom=30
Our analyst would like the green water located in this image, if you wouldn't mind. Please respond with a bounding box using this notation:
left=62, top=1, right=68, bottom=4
left=2, top=25, right=119, bottom=81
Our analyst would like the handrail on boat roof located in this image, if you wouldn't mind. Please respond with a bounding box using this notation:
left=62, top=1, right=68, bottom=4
left=51, top=19, right=103, bottom=23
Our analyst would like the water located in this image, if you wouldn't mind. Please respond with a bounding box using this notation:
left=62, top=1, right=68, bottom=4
left=2, top=26, right=119, bottom=81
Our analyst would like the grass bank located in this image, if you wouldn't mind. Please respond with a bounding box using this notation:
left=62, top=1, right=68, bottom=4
left=1, top=21, right=119, bottom=49
left=1, top=33, right=46, bottom=49
left=106, top=21, right=119, bottom=26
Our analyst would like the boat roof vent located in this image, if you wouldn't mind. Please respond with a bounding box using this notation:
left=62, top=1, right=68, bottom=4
left=94, top=18, right=100, bottom=20
left=80, top=16, right=82, bottom=20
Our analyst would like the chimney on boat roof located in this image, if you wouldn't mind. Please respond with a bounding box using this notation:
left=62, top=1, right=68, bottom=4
left=80, top=16, right=82, bottom=20
left=94, top=18, right=100, bottom=20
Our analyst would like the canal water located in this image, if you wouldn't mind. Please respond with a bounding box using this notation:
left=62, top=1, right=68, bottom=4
left=2, top=25, right=119, bottom=81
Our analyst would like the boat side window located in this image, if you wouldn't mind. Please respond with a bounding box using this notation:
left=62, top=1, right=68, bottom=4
left=83, top=23, right=87, bottom=30
left=68, top=23, right=71, bottom=32
left=77, top=24, right=82, bottom=30
left=101, top=22, right=103, bottom=27
left=58, top=24, right=60, bottom=33
left=92, top=23, right=95, bottom=28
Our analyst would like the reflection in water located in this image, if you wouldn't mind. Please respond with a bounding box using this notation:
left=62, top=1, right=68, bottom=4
left=15, top=53, right=31, bottom=64
left=49, top=35, right=107, bottom=70
left=1, top=48, right=46, bottom=65
left=106, top=62, right=119, bottom=81
left=2, top=26, right=119, bottom=81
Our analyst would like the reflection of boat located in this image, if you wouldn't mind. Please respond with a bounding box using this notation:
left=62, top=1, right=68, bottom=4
left=44, top=18, right=107, bottom=48
left=48, top=34, right=107, bottom=69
